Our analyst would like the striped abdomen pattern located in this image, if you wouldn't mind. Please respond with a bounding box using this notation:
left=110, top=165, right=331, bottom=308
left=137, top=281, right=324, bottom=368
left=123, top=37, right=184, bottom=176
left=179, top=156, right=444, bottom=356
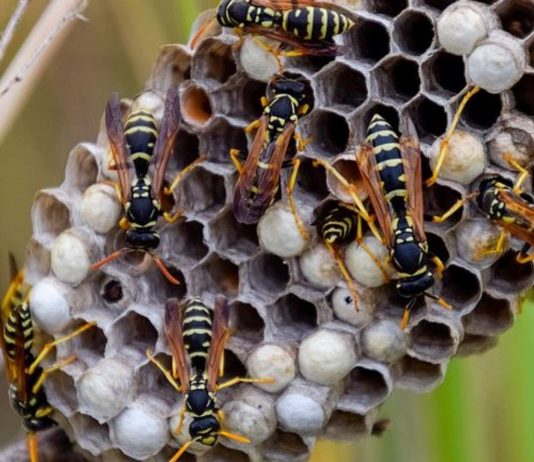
left=182, top=298, right=214, bottom=372
left=124, top=110, right=158, bottom=178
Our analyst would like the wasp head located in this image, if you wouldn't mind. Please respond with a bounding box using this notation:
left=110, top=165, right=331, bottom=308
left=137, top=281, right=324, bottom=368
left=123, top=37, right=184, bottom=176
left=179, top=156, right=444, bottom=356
left=189, top=415, right=221, bottom=447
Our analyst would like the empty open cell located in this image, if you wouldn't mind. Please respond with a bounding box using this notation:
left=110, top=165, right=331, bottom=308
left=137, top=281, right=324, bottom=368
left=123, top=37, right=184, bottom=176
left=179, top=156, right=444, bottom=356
left=398, top=355, right=444, bottom=392
left=45, top=370, right=78, bottom=417
left=209, top=211, right=258, bottom=260
left=157, top=264, right=188, bottom=300
left=25, top=238, right=51, bottom=282
left=108, top=311, right=158, bottom=362
left=497, top=0, right=534, bottom=38
left=305, top=110, right=350, bottom=156
left=423, top=50, right=466, bottom=96
left=65, top=145, right=99, bottom=192
left=203, top=254, right=240, bottom=298
left=192, top=39, right=237, bottom=85
left=150, top=45, right=191, bottom=90
left=323, top=410, right=368, bottom=441
left=376, top=56, right=420, bottom=102
left=172, top=130, right=200, bottom=172
left=441, top=264, right=481, bottom=308
left=200, top=117, right=248, bottom=164
left=456, top=333, right=498, bottom=357
left=101, top=279, right=124, bottom=305
left=345, top=366, right=389, bottom=412
left=393, top=10, right=435, bottom=56
left=70, top=413, right=112, bottom=455
left=247, top=253, right=290, bottom=297
left=490, top=250, right=534, bottom=293
left=206, top=445, right=251, bottom=462
left=221, top=348, right=247, bottom=381
left=406, top=96, right=447, bottom=142
left=287, top=54, right=335, bottom=74
left=347, top=18, right=390, bottom=64
left=459, top=89, right=502, bottom=129
left=181, top=85, right=213, bottom=126
left=424, top=184, right=463, bottom=228
left=166, top=219, right=209, bottom=264
left=427, top=232, right=450, bottom=266
left=409, top=320, right=457, bottom=362
left=368, top=0, right=407, bottom=17
left=263, top=430, right=309, bottom=462
left=513, top=74, right=534, bottom=116
left=270, top=294, right=318, bottom=340
left=293, top=157, right=329, bottom=201
left=236, top=78, right=267, bottom=120
left=32, top=191, right=71, bottom=243
left=68, top=322, right=107, bottom=368
left=136, top=355, right=178, bottom=407
left=176, top=167, right=226, bottom=216
left=462, top=293, right=514, bottom=336
left=316, top=62, right=368, bottom=110
left=229, top=301, right=265, bottom=343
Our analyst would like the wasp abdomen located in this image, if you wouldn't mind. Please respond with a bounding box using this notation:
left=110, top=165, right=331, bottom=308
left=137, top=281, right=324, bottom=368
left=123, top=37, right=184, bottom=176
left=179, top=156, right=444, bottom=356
left=280, top=7, right=355, bottom=42
left=317, top=204, right=357, bottom=245
left=183, top=298, right=213, bottom=372
left=124, top=110, right=158, bottom=178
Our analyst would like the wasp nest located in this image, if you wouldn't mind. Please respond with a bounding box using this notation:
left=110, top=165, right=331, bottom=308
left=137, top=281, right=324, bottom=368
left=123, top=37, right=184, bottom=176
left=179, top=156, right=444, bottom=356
left=22, top=1, right=534, bottom=461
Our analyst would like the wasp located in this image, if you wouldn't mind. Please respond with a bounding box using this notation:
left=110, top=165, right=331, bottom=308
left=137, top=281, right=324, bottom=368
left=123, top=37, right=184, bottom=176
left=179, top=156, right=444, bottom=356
left=352, top=114, right=450, bottom=328
left=91, top=88, right=204, bottom=284
left=147, top=296, right=273, bottom=462
left=1, top=255, right=94, bottom=462
left=230, top=73, right=311, bottom=239
left=191, top=0, right=357, bottom=57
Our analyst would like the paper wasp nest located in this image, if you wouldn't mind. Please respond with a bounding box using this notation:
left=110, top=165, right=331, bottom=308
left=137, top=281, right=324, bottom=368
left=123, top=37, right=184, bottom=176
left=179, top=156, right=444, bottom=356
left=23, top=1, right=534, bottom=461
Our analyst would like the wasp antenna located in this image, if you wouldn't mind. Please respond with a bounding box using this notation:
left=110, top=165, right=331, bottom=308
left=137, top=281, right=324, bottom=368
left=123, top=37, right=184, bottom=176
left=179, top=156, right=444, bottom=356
left=152, top=256, right=181, bottom=285
left=26, top=432, right=39, bottom=462
left=219, top=430, right=251, bottom=444
left=90, top=249, right=128, bottom=271
left=169, top=439, right=196, bottom=462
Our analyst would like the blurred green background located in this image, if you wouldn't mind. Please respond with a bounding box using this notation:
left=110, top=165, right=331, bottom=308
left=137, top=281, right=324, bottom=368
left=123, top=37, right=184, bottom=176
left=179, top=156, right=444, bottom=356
left=1, top=1, right=533, bottom=461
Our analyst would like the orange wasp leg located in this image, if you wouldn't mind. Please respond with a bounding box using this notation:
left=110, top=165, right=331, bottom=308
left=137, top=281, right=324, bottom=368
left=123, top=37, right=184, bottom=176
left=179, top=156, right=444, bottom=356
left=27, top=432, right=39, bottom=462
left=426, top=86, right=481, bottom=187
left=230, top=149, right=244, bottom=174
left=516, top=244, right=534, bottom=264
left=475, top=229, right=509, bottom=260
left=431, top=193, right=476, bottom=224
left=431, top=256, right=445, bottom=280
left=355, top=215, right=391, bottom=284
left=216, top=376, right=275, bottom=392
left=164, top=155, right=207, bottom=196
left=145, top=349, right=182, bottom=393
left=31, top=354, right=77, bottom=395
left=286, top=158, right=311, bottom=242
left=324, top=241, right=360, bottom=312
left=163, top=208, right=185, bottom=225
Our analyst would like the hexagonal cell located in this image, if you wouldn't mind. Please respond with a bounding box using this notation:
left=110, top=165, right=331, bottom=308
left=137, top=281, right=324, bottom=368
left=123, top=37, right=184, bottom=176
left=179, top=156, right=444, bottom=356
left=409, top=319, right=458, bottom=363
left=202, top=254, right=240, bottom=298
left=375, top=56, right=421, bottom=102
left=209, top=211, right=259, bottom=262
left=175, top=167, right=226, bottom=218
left=107, top=311, right=158, bottom=363
left=441, top=264, right=481, bottom=309
left=181, top=84, right=214, bottom=126
left=70, top=413, right=112, bottom=455
left=136, top=354, right=177, bottom=408
left=490, top=250, right=534, bottom=294
left=229, top=301, right=265, bottom=343
left=427, top=232, right=450, bottom=266
left=32, top=191, right=72, bottom=244
left=513, top=74, right=534, bottom=116
left=221, top=348, right=247, bottom=381
left=397, top=355, right=445, bottom=392
left=171, top=130, right=200, bottom=172
left=149, top=44, right=191, bottom=91
left=263, top=430, right=309, bottom=462
left=100, top=278, right=125, bottom=306
left=66, top=322, right=107, bottom=368
left=316, top=62, right=368, bottom=111
left=455, top=333, right=498, bottom=357
left=342, top=364, right=390, bottom=413
left=45, top=370, right=78, bottom=417
left=25, top=238, right=51, bottom=283
left=224, top=77, right=267, bottom=121
left=347, top=18, right=390, bottom=64
left=164, top=219, right=209, bottom=267
left=368, top=0, right=407, bottom=17
left=424, top=183, right=464, bottom=228
left=64, top=144, right=99, bottom=192
left=155, top=263, right=188, bottom=301
left=459, top=89, right=502, bottom=130
left=406, top=95, right=447, bottom=143
left=303, top=109, right=350, bottom=157
left=200, top=117, right=248, bottom=164
left=393, top=10, right=435, bottom=56
left=191, top=38, right=238, bottom=86
left=496, top=0, right=534, bottom=38
left=246, top=253, right=290, bottom=299
left=423, top=50, right=466, bottom=97
left=286, top=54, right=335, bottom=74
left=462, top=293, right=514, bottom=336
left=270, top=293, right=318, bottom=341
left=323, top=410, right=369, bottom=442
left=204, top=445, right=251, bottom=462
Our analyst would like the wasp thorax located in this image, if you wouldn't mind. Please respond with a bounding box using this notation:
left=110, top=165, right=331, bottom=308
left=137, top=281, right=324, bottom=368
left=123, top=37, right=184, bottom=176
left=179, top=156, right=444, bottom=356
left=395, top=271, right=434, bottom=298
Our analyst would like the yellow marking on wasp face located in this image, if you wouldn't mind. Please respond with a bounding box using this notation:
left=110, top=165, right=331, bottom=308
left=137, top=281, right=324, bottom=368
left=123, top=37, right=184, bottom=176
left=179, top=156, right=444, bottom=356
left=373, top=143, right=400, bottom=154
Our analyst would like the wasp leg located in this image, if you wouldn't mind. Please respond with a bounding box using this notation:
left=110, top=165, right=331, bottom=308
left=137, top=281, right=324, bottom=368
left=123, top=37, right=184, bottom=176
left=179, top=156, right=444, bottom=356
left=312, top=158, right=383, bottom=243
left=146, top=349, right=182, bottom=393
left=245, top=118, right=261, bottom=134
left=219, top=430, right=250, bottom=444
left=216, top=376, right=275, bottom=391
left=230, top=149, right=244, bottom=174
left=90, top=249, right=128, bottom=271
left=355, top=215, right=391, bottom=283
left=426, top=86, right=480, bottom=187
left=165, top=155, right=207, bottom=196
left=27, top=323, right=95, bottom=376
left=169, top=438, right=197, bottom=462
left=503, top=152, right=530, bottom=193
left=286, top=158, right=311, bottom=241
left=516, top=243, right=534, bottom=264
left=172, top=405, right=187, bottom=436
left=324, top=241, right=360, bottom=311
left=163, top=208, right=185, bottom=225
left=151, top=255, right=181, bottom=285
left=31, top=354, right=77, bottom=394
left=119, top=216, right=130, bottom=230
left=475, top=229, right=508, bottom=260
left=27, top=432, right=39, bottom=462
left=431, top=194, right=473, bottom=224
left=431, top=256, right=445, bottom=280
left=294, top=132, right=311, bottom=152
left=400, top=307, right=411, bottom=331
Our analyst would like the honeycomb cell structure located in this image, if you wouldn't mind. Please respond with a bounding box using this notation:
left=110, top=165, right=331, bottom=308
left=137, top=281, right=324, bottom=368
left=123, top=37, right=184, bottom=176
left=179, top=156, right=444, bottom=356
left=22, top=1, right=534, bottom=461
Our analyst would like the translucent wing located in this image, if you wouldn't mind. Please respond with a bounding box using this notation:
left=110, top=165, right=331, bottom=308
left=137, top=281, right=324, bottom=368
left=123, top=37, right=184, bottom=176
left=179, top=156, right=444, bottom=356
left=498, top=190, right=534, bottom=247
left=356, top=142, right=394, bottom=247
left=207, top=295, right=231, bottom=392
left=164, top=298, right=190, bottom=392
left=151, top=87, right=182, bottom=199
left=105, top=93, right=134, bottom=204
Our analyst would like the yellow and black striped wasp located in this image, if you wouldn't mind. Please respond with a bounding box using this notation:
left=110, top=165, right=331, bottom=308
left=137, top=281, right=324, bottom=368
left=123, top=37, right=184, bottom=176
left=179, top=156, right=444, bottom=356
left=147, top=296, right=273, bottom=462
left=355, top=114, right=450, bottom=328
left=1, top=255, right=94, bottom=462
left=231, top=73, right=311, bottom=239
left=91, top=88, right=203, bottom=284
left=191, top=0, right=357, bottom=57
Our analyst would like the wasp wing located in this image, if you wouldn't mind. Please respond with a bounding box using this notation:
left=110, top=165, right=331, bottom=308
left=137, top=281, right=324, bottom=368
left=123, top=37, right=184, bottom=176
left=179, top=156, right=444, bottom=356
left=164, top=298, right=190, bottom=393
left=356, top=142, right=394, bottom=247
left=497, top=190, right=534, bottom=247
left=400, top=134, right=426, bottom=243
left=207, top=295, right=231, bottom=392
left=151, top=87, right=182, bottom=200
left=105, top=93, right=134, bottom=204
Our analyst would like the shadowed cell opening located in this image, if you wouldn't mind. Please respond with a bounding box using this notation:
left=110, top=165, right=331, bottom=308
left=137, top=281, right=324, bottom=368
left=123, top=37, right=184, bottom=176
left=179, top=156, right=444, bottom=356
left=248, top=253, right=290, bottom=297
left=170, top=219, right=209, bottom=263
left=221, top=349, right=247, bottom=381
left=348, top=19, right=390, bottom=64
left=101, top=279, right=123, bottom=304
left=264, top=431, right=309, bottom=461
left=399, top=355, right=443, bottom=390
left=490, top=250, right=534, bottom=294
left=513, top=74, right=534, bottom=116
left=441, top=264, right=481, bottom=308
left=318, top=63, right=368, bottom=110
left=429, top=51, right=466, bottom=95
left=497, top=0, right=534, bottom=38
left=194, top=39, right=237, bottom=83
left=210, top=211, right=258, bottom=261
left=456, top=333, right=497, bottom=357
left=271, top=294, right=318, bottom=340
left=230, top=302, right=265, bottom=343
left=410, top=97, right=447, bottom=142
left=177, top=168, right=226, bottom=216
left=182, top=85, right=213, bottom=125
left=204, top=255, right=240, bottom=298
left=240, top=79, right=268, bottom=120
left=368, top=0, right=407, bottom=17
left=463, top=293, right=514, bottom=336
left=323, top=410, right=368, bottom=441
left=378, top=57, right=420, bottom=102
left=201, top=118, right=248, bottom=164
left=65, top=147, right=99, bottom=192
left=460, top=90, right=502, bottom=129
left=427, top=232, right=450, bottom=266
left=307, top=111, right=350, bottom=157
left=172, top=130, right=200, bottom=171
left=293, top=157, right=329, bottom=201
left=410, top=320, right=456, bottom=361
left=424, top=184, right=463, bottom=228
left=394, top=11, right=434, bottom=55
left=137, top=354, right=178, bottom=407
left=288, top=54, right=335, bottom=74
left=345, top=366, right=389, bottom=410
left=32, top=193, right=71, bottom=243
left=108, top=312, right=158, bottom=363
